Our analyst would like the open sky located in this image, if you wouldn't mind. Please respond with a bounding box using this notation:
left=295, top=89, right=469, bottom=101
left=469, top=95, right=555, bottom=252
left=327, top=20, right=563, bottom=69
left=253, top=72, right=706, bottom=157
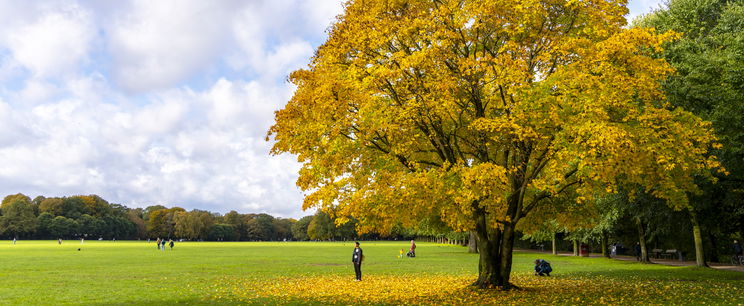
left=0, top=0, right=664, bottom=218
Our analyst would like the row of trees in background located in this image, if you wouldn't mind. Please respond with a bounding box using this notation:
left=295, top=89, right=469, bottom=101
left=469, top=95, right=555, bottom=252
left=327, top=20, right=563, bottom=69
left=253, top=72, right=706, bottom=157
left=3, top=187, right=739, bottom=265
left=0, top=193, right=383, bottom=242
left=0, top=194, right=138, bottom=240
left=512, top=0, right=744, bottom=266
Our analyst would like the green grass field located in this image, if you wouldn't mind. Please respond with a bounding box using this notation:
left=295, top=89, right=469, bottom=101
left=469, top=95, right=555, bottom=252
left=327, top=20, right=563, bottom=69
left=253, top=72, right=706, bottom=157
left=0, top=240, right=741, bottom=305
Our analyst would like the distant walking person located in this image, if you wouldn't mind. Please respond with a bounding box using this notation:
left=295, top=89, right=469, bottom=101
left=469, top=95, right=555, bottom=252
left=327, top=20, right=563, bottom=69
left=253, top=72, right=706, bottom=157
left=161, top=239, right=166, bottom=251
left=734, top=240, right=742, bottom=257
left=169, top=239, right=174, bottom=250
left=352, top=241, right=364, bottom=281
left=58, top=238, right=62, bottom=245
left=156, top=238, right=161, bottom=250
left=13, top=237, right=16, bottom=245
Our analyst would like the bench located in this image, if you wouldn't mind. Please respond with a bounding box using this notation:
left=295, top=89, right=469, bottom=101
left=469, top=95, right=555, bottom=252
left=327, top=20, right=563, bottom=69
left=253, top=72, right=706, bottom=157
left=651, top=248, right=663, bottom=259
left=661, top=249, right=678, bottom=260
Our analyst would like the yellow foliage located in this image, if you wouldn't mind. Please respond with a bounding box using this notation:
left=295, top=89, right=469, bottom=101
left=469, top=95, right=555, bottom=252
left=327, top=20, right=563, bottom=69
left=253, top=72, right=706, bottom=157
left=202, top=272, right=742, bottom=305
left=268, top=0, right=720, bottom=237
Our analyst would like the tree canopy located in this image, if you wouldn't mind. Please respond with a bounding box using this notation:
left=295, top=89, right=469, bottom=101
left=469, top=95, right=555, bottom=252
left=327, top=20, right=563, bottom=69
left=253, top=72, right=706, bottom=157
left=270, top=0, right=720, bottom=288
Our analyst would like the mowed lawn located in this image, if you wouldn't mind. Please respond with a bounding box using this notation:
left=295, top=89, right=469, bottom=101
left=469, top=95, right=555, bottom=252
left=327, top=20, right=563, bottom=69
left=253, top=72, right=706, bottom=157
left=0, top=241, right=741, bottom=305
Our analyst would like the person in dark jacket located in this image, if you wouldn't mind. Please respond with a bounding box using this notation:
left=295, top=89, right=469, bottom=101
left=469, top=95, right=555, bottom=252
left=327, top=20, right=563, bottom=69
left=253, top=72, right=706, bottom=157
left=734, top=240, right=742, bottom=256
left=352, top=241, right=364, bottom=281
left=534, top=259, right=552, bottom=276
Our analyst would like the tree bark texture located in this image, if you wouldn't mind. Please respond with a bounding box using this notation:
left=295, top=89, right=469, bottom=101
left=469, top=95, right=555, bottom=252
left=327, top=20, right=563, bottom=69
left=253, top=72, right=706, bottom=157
left=573, top=240, right=579, bottom=256
left=601, top=232, right=609, bottom=258
left=471, top=205, right=517, bottom=289
left=690, top=210, right=708, bottom=267
left=636, top=217, right=650, bottom=263
left=551, top=233, right=557, bottom=255
left=468, top=231, right=478, bottom=253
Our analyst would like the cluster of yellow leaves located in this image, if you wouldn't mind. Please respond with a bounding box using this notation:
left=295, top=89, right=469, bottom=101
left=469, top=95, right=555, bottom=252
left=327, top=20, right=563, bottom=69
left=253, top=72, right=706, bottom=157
left=200, top=272, right=743, bottom=305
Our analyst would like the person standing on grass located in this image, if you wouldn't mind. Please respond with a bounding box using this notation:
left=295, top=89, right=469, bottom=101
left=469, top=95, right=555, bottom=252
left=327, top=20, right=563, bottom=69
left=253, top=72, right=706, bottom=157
left=13, top=237, right=16, bottom=245
left=156, top=238, right=161, bottom=249
left=409, top=240, right=416, bottom=257
left=352, top=241, right=363, bottom=281
left=169, top=239, right=174, bottom=250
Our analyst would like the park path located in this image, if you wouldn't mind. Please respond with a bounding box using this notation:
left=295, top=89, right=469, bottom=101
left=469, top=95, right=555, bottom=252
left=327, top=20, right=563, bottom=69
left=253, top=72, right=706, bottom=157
left=519, top=249, right=744, bottom=273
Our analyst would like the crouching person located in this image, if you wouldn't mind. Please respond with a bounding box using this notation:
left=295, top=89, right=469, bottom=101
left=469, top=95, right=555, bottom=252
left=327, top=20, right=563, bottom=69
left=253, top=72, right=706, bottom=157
left=534, top=259, right=552, bottom=276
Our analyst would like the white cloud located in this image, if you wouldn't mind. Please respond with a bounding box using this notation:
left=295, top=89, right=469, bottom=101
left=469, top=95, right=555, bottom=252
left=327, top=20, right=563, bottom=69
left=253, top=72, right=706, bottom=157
left=0, top=99, right=31, bottom=146
left=16, top=79, right=60, bottom=104
left=0, top=73, right=306, bottom=216
left=228, top=1, right=342, bottom=80
left=108, top=0, right=233, bottom=92
left=301, top=0, right=344, bottom=32
left=627, top=0, right=665, bottom=22
left=4, top=4, right=94, bottom=78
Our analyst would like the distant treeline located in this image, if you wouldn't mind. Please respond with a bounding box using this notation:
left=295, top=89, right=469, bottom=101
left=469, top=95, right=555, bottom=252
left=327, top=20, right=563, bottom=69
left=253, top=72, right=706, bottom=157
left=0, top=193, right=411, bottom=241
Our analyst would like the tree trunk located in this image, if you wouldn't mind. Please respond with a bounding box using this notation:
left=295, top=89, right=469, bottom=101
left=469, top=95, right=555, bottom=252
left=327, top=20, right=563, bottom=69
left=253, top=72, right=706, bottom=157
left=551, top=233, right=557, bottom=255
left=573, top=240, right=579, bottom=256
left=636, top=217, right=650, bottom=263
left=471, top=208, right=517, bottom=289
left=690, top=210, right=707, bottom=267
left=601, top=232, right=609, bottom=258
left=497, top=222, right=517, bottom=286
left=468, top=231, right=478, bottom=253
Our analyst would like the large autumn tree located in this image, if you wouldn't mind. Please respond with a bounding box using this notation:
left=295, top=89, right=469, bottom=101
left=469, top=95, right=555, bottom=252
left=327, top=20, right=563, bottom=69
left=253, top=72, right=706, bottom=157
left=269, top=0, right=720, bottom=288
